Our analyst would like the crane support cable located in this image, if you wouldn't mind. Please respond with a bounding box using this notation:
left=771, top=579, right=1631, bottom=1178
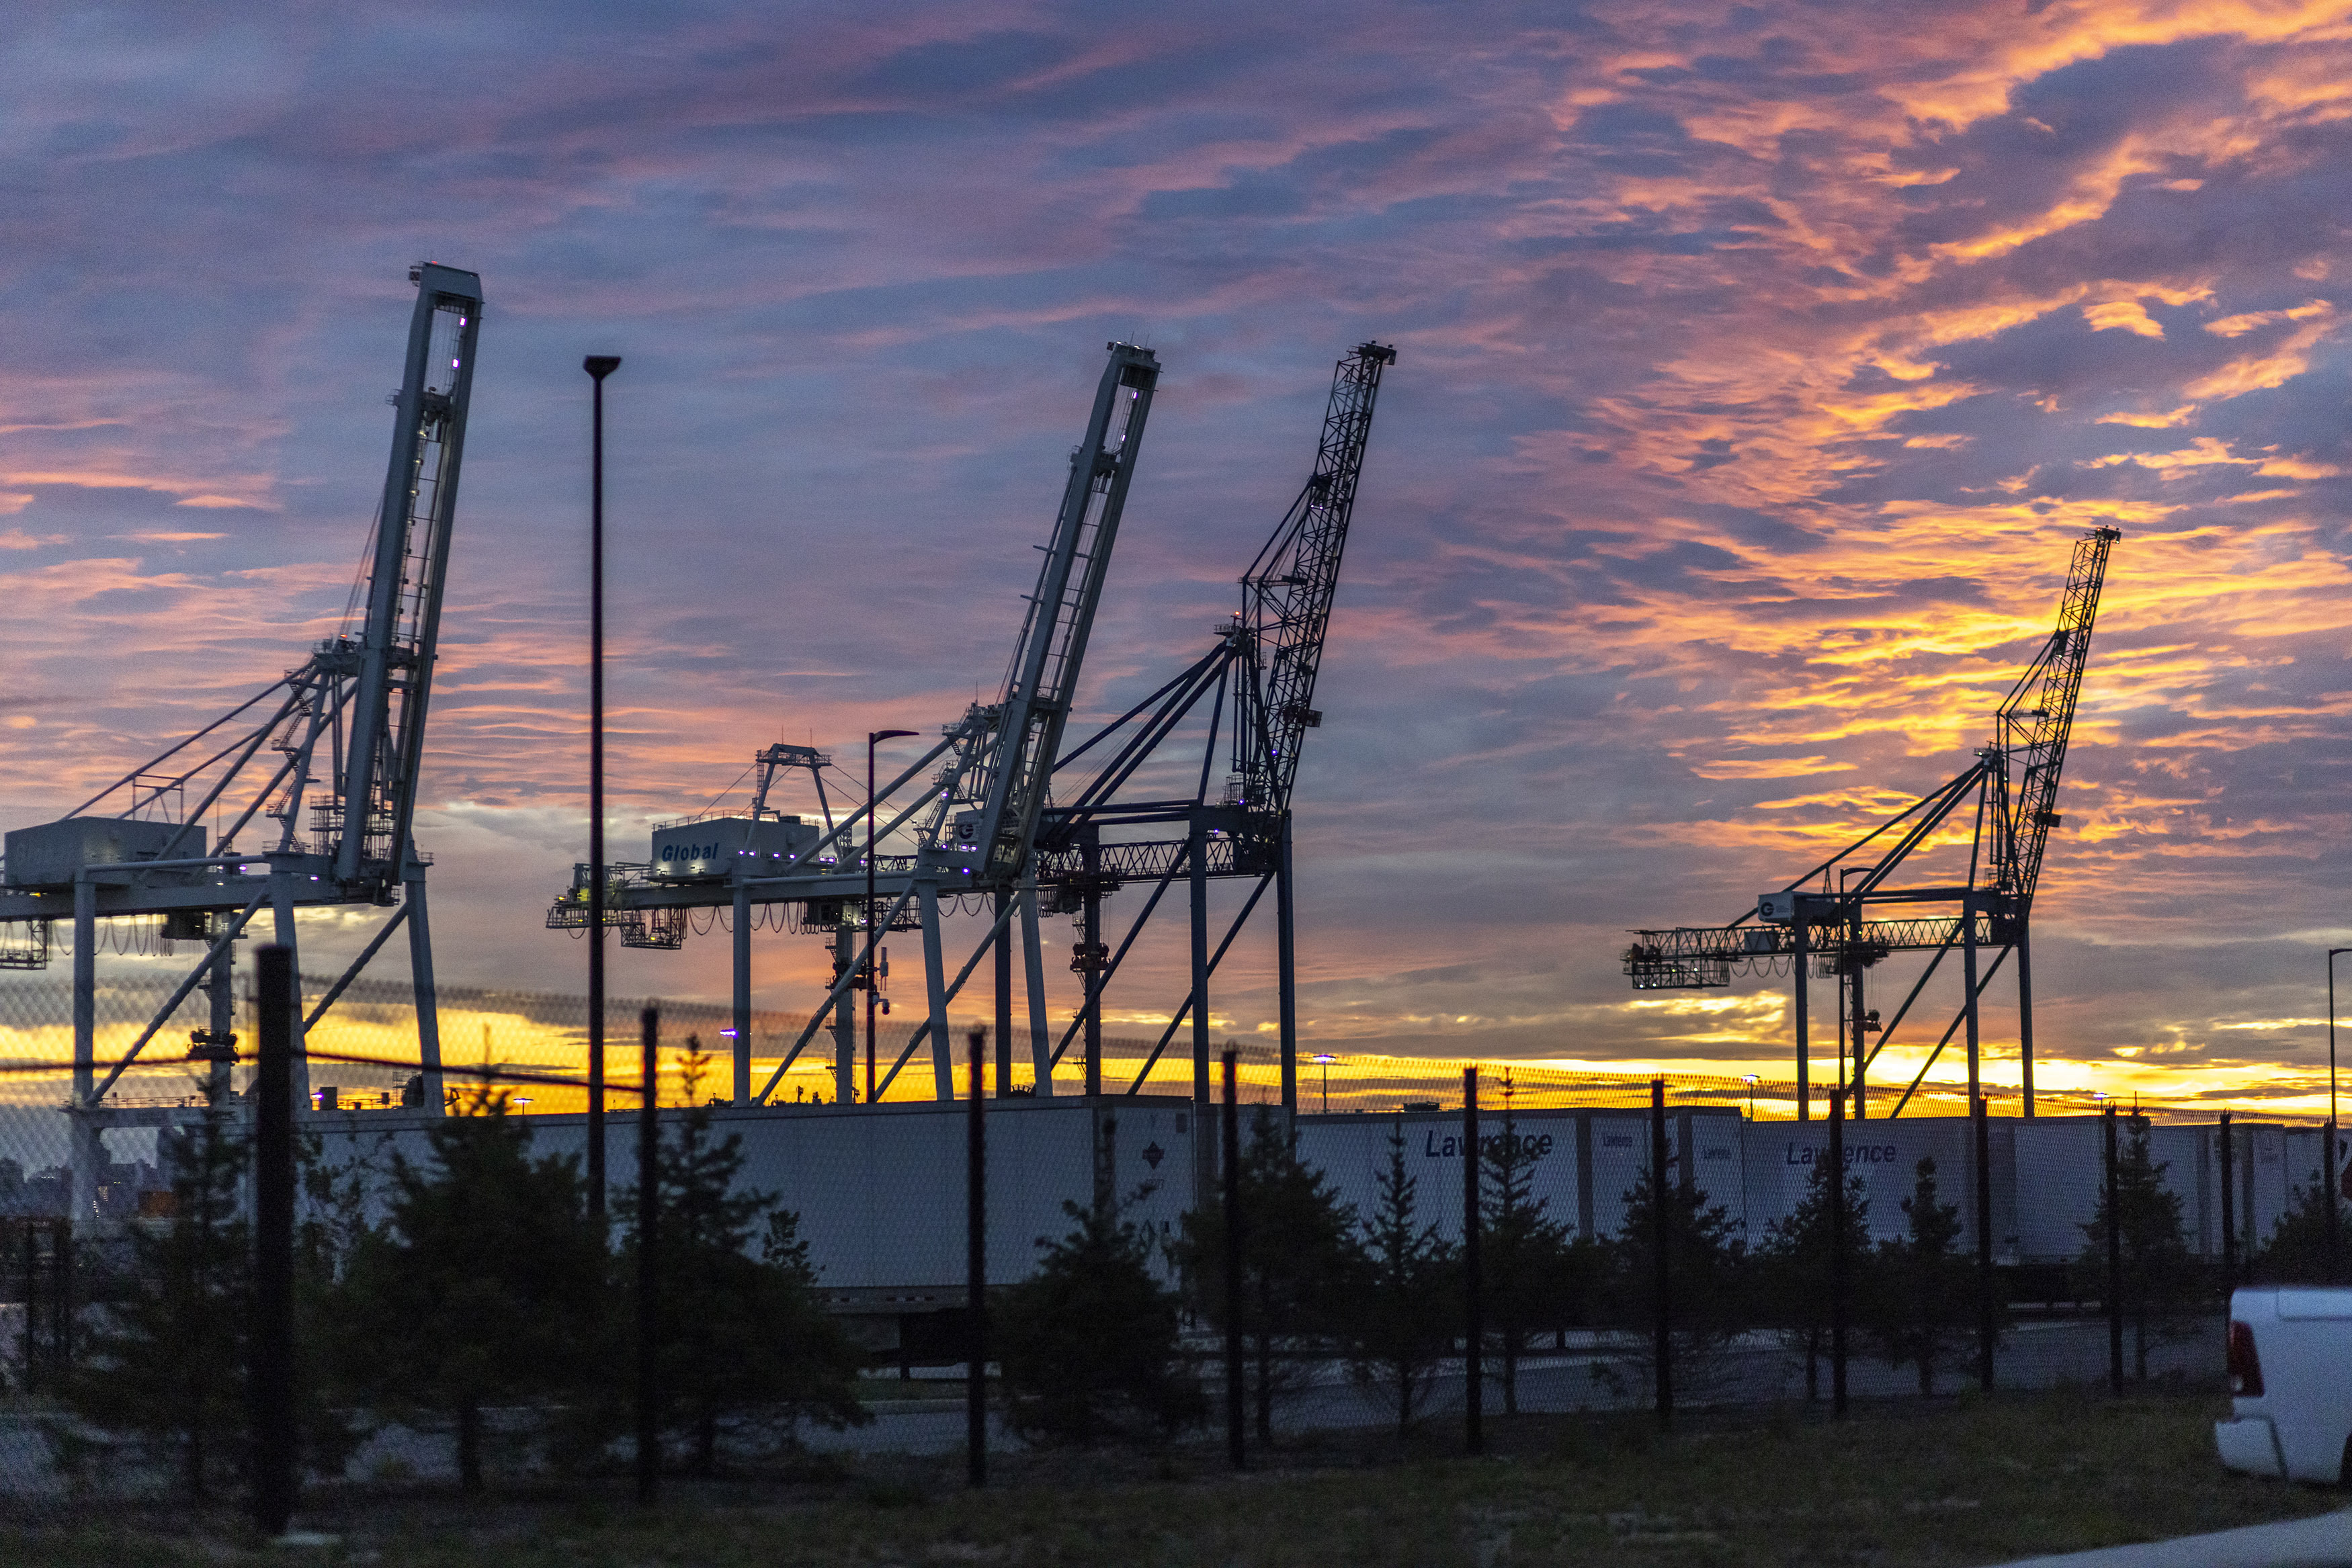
left=64, top=678, right=294, bottom=819
left=1122, top=872, right=1274, bottom=1094
left=751, top=882, right=921, bottom=1105
left=1046, top=841, right=1192, bottom=1069
left=1885, top=945, right=2016, bottom=1120
left=88, top=892, right=270, bottom=1102
left=1861, top=925, right=1960, bottom=1072
left=854, top=891, right=1027, bottom=1100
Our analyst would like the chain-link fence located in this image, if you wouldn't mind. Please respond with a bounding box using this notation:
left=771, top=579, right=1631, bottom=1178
left=0, top=964, right=2337, bottom=1526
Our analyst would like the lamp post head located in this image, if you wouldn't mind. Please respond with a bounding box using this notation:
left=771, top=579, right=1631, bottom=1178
left=1312, top=1053, right=1336, bottom=1065
left=583, top=355, right=622, bottom=380
left=869, top=729, right=919, bottom=745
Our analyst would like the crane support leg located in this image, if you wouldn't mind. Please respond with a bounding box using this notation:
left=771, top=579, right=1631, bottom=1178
left=407, top=869, right=445, bottom=1117
left=995, top=889, right=1013, bottom=1098
left=1123, top=875, right=1273, bottom=1093
left=1793, top=914, right=1810, bottom=1122
left=92, top=894, right=268, bottom=1102
left=2017, top=922, right=2035, bottom=1119
left=1962, top=895, right=1981, bottom=1107
left=1888, top=945, right=2014, bottom=1118
left=1190, top=814, right=1210, bottom=1109
left=920, top=881, right=953, bottom=1100
left=1021, top=877, right=1052, bottom=1096
left=732, top=879, right=752, bottom=1105
left=1083, top=830, right=1103, bottom=1097
left=302, top=904, right=411, bottom=1035
left=1850, top=947, right=1866, bottom=1121
left=833, top=923, right=857, bottom=1104
left=71, top=877, right=95, bottom=1224
left=268, top=861, right=309, bottom=1112
left=204, top=930, right=236, bottom=1104
left=1278, top=814, right=1298, bottom=1117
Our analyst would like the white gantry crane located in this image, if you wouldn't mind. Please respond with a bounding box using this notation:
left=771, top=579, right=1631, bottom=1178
left=0, top=263, right=484, bottom=1214
left=548, top=342, right=1162, bottom=1105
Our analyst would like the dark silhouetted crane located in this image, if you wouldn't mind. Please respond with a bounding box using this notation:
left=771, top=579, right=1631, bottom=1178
left=1622, top=525, right=2120, bottom=1120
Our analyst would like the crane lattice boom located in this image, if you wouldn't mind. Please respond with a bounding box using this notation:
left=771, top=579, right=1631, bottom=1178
left=1623, top=525, right=2119, bottom=988
left=1988, top=526, right=2119, bottom=913
left=1228, top=342, right=1395, bottom=816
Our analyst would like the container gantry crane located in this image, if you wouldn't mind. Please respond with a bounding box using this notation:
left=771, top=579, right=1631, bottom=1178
left=1025, top=341, right=1396, bottom=1113
left=1621, top=525, right=2120, bottom=1119
left=0, top=263, right=484, bottom=1213
left=546, top=343, right=1162, bottom=1106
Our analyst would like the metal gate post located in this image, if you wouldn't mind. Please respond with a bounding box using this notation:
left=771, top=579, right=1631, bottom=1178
left=1464, top=1065, right=1482, bottom=1453
left=1976, top=1091, right=1996, bottom=1390
left=1830, top=1090, right=1848, bottom=1416
left=1651, top=1078, right=1672, bottom=1428
left=251, top=944, right=298, bottom=1536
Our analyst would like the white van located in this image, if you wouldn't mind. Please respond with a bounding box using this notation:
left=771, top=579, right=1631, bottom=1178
left=2216, top=1286, right=2352, bottom=1483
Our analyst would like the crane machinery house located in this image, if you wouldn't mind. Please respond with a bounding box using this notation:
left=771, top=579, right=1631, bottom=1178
left=648, top=816, right=820, bottom=880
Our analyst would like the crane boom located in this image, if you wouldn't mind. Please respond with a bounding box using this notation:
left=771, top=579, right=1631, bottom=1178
left=1623, top=523, right=2121, bottom=987
left=1987, top=525, right=2119, bottom=920
left=1228, top=342, right=1395, bottom=814
left=333, top=265, right=484, bottom=885
left=967, top=343, right=1160, bottom=885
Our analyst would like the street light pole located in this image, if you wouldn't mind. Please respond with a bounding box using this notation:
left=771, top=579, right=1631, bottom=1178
left=1312, top=1053, right=1335, bottom=1115
left=865, top=729, right=917, bottom=1104
left=583, top=354, right=620, bottom=1219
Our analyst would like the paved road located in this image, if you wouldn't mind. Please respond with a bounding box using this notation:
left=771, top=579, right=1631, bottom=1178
left=0, top=1316, right=2225, bottom=1489
left=1993, top=1510, right=2352, bottom=1567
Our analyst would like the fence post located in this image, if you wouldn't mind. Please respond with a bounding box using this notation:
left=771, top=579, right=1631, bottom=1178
left=636, top=1003, right=660, bottom=1502
left=1651, top=1077, right=1671, bottom=1430
left=968, top=1028, right=987, bottom=1487
left=2104, top=1104, right=2123, bottom=1395
left=17, top=1223, right=33, bottom=1396
left=251, top=943, right=298, bottom=1538
left=1975, top=1091, right=1995, bottom=1391
left=1464, top=1065, right=1482, bottom=1454
left=1222, top=1049, right=1244, bottom=1471
left=1829, top=1088, right=1847, bottom=1418
left=2218, top=1112, right=2236, bottom=1291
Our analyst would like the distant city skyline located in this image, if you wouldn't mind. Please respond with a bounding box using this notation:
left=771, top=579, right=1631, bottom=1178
left=3, top=2, right=2348, bottom=1115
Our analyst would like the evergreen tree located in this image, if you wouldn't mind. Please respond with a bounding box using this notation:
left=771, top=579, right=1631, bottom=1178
left=343, top=1090, right=606, bottom=1490
left=2076, top=1119, right=2197, bottom=1382
left=1604, top=1150, right=1750, bottom=1399
left=1478, top=1090, right=1589, bottom=1415
left=2246, top=1164, right=2345, bottom=1286
left=1869, top=1157, right=1969, bottom=1396
left=1756, top=1153, right=1869, bottom=1403
left=1174, top=1106, right=1360, bottom=1442
left=620, top=1043, right=867, bottom=1471
left=1340, top=1123, right=1458, bottom=1434
left=996, top=1182, right=1204, bottom=1445
left=65, top=1108, right=249, bottom=1498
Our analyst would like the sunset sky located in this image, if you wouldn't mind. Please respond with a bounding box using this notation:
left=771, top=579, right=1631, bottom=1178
left=4, top=1, right=2349, bottom=1114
